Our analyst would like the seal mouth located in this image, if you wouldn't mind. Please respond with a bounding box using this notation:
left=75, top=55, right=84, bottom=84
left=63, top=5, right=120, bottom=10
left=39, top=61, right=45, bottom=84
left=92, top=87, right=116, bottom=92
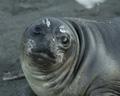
left=28, top=49, right=56, bottom=63
left=37, top=53, right=56, bottom=63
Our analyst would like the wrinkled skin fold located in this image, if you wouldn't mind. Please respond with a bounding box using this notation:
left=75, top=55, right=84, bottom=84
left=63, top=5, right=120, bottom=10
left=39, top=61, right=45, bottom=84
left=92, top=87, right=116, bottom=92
left=20, top=17, right=120, bottom=96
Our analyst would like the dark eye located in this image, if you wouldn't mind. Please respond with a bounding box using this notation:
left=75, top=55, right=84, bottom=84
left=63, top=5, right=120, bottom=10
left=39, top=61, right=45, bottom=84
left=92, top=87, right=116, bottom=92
left=33, top=26, right=42, bottom=35
left=62, top=36, right=68, bottom=44
left=61, top=36, right=70, bottom=48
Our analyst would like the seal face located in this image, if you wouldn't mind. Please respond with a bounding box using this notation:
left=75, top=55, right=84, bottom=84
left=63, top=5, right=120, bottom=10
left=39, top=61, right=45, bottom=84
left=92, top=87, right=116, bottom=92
left=21, top=17, right=80, bottom=96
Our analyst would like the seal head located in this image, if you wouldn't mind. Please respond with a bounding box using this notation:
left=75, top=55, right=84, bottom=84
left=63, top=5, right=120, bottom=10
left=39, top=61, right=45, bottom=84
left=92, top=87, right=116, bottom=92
left=20, top=17, right=80, bottom=96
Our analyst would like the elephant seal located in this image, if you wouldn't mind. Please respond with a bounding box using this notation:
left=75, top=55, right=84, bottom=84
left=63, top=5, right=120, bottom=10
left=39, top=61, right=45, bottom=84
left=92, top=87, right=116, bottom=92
left=20, top=17, right=120, bottom=96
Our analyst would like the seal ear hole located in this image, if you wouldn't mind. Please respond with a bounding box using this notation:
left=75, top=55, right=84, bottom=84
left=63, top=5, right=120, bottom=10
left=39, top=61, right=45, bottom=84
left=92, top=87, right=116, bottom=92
left=33, top=26, right=42, bottom=35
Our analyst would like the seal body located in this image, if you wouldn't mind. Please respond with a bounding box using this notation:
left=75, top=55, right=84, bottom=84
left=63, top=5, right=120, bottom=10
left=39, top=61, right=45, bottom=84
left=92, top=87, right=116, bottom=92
left=20, top=17, right=120, bottom=96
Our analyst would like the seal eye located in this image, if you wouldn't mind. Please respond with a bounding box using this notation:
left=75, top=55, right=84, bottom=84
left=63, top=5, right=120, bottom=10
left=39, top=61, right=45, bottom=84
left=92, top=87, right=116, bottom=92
left=62, top=36, right=68, bottom=44
left=61, top=36, right=70, bottom=47
left=33, top=26, right=42, bottom=35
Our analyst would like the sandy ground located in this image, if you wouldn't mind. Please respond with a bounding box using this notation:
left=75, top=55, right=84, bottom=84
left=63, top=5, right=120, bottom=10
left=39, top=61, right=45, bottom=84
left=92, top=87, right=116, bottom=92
left=0, top=0, right=120, bottom=96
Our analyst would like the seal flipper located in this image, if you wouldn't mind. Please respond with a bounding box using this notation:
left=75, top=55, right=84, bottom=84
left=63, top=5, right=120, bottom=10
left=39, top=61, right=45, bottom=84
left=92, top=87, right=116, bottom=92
left=2, top=70, right=37, bottom=96
left=3, top=69, right=25, bottom=81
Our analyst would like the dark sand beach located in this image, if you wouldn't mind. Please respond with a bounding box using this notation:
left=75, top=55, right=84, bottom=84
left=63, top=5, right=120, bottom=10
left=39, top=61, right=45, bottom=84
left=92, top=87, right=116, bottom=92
left=0, top=0, right=120, bottom=95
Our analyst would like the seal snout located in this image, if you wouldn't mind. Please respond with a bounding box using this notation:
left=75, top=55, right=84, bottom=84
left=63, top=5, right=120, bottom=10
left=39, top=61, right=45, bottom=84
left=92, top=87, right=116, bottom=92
left=26, top=37, right=56, bottom=62
left=31, top=45, right=56, bottom=59
left=28, top=44, right=56, bottom=64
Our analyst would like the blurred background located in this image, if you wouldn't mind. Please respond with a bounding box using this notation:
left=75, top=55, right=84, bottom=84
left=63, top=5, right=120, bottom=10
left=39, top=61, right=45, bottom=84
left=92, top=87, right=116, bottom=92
left=0, top=0, right=120, bottom=95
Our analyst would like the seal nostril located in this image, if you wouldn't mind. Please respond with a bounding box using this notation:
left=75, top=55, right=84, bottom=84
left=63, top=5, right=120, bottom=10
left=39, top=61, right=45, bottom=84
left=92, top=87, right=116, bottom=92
left=33, top=26, right=42, bottom=35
